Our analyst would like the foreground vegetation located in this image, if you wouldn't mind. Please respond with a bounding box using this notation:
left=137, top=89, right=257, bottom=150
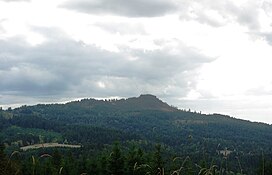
left=2, top=142, right=270, bottom=175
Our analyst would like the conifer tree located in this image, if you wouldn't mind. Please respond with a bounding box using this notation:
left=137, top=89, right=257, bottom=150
left=108, top=143, right=124, bottom=175
left=153, top=144, right=164, bottom=175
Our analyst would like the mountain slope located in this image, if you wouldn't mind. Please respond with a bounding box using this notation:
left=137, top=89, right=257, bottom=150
left=1, top=94, right=272, bottom=174
left=3, top=94, right=271, bottom=152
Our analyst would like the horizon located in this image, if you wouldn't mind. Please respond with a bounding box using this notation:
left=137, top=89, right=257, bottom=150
left=2, top=94, right=271, bottom=125
left=1, top=0, right=272, bottom=124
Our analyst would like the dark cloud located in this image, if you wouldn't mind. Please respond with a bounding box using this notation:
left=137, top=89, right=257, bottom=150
left=0, top=27, right=213, bottom=107
left=61, top=0, right=178, bottom=17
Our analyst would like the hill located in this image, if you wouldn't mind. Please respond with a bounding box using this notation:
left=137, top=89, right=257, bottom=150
left=66, top=94, right=177, bottom=112
left=1, top=94, right=272, bottom=174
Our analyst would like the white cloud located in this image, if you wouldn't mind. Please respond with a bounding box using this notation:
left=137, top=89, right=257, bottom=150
left=94, top=22, right=147, bottom=35
left=179, top=0, right=261, bottom=30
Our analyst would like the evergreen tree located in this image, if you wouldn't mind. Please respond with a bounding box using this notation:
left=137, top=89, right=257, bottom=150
left=52, top=149, right=62, bottom=168
left=62, top=151, right=77, bottom=175
left=87, top=159, right=99, bottom=175
left=78, top=154, right=87, bottom=174
left=153, top=144, right=164, bottom=175
left=125, top=145, right=145, bottom=175
left=98, top=154, right=109, bottom=175
left=108, top=143, right=124, bottom=175
left=0, top=144, right=6, bottom=175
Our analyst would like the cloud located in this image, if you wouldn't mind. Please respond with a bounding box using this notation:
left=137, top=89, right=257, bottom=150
left=231, top=2, right=261, bottom=30
left=0, top=23, right=5, bottom=34
left=95, top=22, right=147, bottom=35
left=258, top=1, right=272, bottom=45
left=61, top=0, right=178, bottom=17
left=1, top=0, right=30, bottom=2
left=0, top=27, right=213, bottom=106
left=179, top=0, right=261, bottom=29
left=261, top=32, right=272, bottom=45
left=0, top=18, right=8, bottom=31
left=262, top=0, right=272, bottom=18
left=246, top=83, right=272, bottom=96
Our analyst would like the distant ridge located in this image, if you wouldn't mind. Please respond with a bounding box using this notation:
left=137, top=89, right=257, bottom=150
left=68, top=94, right=178, bottom=112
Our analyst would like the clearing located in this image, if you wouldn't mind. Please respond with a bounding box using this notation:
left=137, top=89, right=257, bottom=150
left=20, top=143, right=81, bottom=151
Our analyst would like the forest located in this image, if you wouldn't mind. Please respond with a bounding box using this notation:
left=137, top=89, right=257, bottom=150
left=1, top=94, right=272, bottom=175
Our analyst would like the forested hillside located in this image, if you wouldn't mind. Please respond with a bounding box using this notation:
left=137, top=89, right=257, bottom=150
left=1, top=94, right=272, bottom=174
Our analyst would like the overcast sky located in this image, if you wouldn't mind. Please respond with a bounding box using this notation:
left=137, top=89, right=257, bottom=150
left=1, top=0, right=272, bottom=123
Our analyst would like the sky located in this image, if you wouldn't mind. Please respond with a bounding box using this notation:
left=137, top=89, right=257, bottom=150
left=1, top=0, right=272, bottom=124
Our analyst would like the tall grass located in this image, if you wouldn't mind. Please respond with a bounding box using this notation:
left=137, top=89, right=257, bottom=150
left=5, top=151, right=21, bottom=175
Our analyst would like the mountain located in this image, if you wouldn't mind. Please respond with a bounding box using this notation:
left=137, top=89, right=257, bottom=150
left=66, top=94, right=177, bottom=112
left=1, top=94, right=272, bottom=174
left=2, top=94, right=272, bottom=150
